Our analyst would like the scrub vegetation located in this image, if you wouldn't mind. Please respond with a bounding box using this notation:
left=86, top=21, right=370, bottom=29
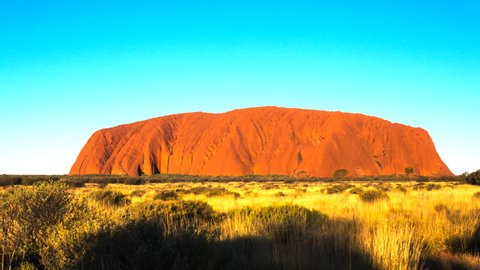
left=0, top=176, right=479, bottom=270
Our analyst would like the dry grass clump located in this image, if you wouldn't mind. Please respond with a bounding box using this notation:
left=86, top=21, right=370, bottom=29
left=129, top=189, right=146, bottom=197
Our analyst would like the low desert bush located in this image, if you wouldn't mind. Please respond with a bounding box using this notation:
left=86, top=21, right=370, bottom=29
left=154, top=190, right=179, bottom=201
left=90, top=190, right=130, bottom=206
left=350, top=187, right=364, bottom=194
left=326, top=183, right=355, bottom=194
left=358, top=189, right=389, bottom=203
left=0, top=182, right=90, bottom=269
left=206, top=188, right=241, bottom=199
left=426, top=184, right=442, bottom=191
left=234, top=205, right=327, bottom=240
left=180, top=186, right=240, bottom=199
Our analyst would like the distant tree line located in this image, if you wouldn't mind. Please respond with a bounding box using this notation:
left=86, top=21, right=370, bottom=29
left=0, top=173, right=465, bottom=188
left=465, top=170, right=480, bottom=185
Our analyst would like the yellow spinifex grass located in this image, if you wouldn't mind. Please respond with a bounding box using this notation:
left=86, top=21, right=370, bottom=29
left=74, top=181, right=480, bottom=269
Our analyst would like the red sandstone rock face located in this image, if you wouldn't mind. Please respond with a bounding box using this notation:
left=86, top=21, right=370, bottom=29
left=70, top=107, right=452, bottom=177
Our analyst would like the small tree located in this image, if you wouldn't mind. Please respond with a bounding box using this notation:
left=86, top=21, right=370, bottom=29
left=333, top=169, right=349, bottom=179
left=405, top=167, right=414, bottom=176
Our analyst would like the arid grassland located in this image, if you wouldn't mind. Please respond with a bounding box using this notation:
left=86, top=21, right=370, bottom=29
left=1, top=179, right=480, bottom=270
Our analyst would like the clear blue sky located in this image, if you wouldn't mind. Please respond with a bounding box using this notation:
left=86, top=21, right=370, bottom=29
left=1, top=1, right=478, bottom=175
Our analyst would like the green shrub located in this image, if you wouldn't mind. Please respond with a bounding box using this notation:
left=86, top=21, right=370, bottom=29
left=98, top=182, right=108, bottom=188
left=262, top=183, right=279, bottom=190
left=180, top=186, right=240, bottom=199
left=65, top=179, right=86, bottom=188
left=349, top=187, right=363, bottom=194
left=333, top=169, right=349, bottom=179
left=413, top=183, right=425, bottom=190
left=206, top=188, right=240, bottom=199
left=395, top=185, right=407, bottom=193
left=326, top=183, right=354, bottom=194
left=466, top=170, right=480, bottom=185
left=405, top=167, right=414, bottom=176
left=154, top=190, right=179, bottom=201
left=0, top=175, right=22, bottom=186
left=90, top=190, right=130, bottom=206
left=358, top=189, right=389, bottom=203
left=0, top=182, right=86, bottom=269
left=426, top=184, right=442, bottom=191
left=235, top=205, right=327, bottom=240
left=124, top=178, right=144, bottom=185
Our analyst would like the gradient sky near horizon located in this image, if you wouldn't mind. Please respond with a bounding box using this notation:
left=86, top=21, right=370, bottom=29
left=1, top=1, right=479, bottom=175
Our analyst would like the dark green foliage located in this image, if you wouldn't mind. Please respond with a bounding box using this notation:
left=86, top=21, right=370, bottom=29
left=333, top=169, right=349, bottom=179
left=65, top=178, right=86, bottom=188
left=412, top=183, right=442, bottom=191
left=326, top=183, right=355, bottom=194
left=0, top=174, right=465, bottom=188
left=395, top=185, right=407, bottom=193
left=426, top=184, right=442, bottom=191
left=413, top=183, right=426, bottom=190
left=179, top=186, right=240, bottom=199
left=349, top=187, right=364, bottom=194
left=466, top=170, right=480, bottom=185
left=124, top=178, right=143, bottom=185
left=404, top=167, right=414, bottom=176
left=358, top=190, right=389, bottom=203
left=261, top=183, right=279, bottom=190
left=90, top=190, right=130, bottom=206
left=0, top=182, right=83, bottom=269
left=0, top=175, right=62, bottom=186
left=205, top=188, right=240, bottom=199
left=154, top=190, right=180, bottom=201
left=0, top=175, right=22, bottom=186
